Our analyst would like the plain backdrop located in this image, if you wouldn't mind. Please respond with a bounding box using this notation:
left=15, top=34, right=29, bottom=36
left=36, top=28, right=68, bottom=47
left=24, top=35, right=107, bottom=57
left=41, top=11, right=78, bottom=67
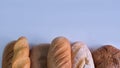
left=0, top=0, right=120, bottom=67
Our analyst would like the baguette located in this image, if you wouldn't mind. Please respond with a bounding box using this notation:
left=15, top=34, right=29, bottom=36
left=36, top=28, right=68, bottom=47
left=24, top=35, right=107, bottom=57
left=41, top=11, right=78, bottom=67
left=47, top=37, right=71, bottom=68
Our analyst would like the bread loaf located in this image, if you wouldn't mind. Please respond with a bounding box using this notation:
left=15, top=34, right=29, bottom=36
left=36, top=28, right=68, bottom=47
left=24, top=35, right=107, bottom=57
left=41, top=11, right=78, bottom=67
left=2, top=41, right=16, bottom=68
left=47, top=37, right=72, bottom=68
left=92, top=45, right=120, bottom=68
left=2, top=37, right=30, bottom=68
left=30, top=44, right=49, bottom=68
left=72, top=42, right=95, bottom=68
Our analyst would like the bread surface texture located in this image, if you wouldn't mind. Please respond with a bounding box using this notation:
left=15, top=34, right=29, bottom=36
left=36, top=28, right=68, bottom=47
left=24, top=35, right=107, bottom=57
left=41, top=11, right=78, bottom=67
left=12, top=37, right=30, bottom=68
left=72, top=42, right=95, bottom=68
left=47, top=37, right=72, bottom=68
left=30, top=44, right=50, bottom=68
left=2, top=37, right=30, bottom=68
left=2, top=41, right=16, bottom=68
left=92, top=45, right=120, bottom=68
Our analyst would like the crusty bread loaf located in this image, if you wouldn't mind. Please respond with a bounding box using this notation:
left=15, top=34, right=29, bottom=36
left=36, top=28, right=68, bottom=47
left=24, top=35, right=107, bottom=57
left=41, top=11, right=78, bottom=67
left=2, top=41, right=16, bottom=68
left=72, top=42, right=95, bottom=68
left=30, top=44, right=50, bottom=68
left=92, top=45, right=120, bottom=68
left=12, top=37, right=30, bottom=68
left=47, top=37, right=71, bottom=68
left=2, top=37, right=30, bottom=68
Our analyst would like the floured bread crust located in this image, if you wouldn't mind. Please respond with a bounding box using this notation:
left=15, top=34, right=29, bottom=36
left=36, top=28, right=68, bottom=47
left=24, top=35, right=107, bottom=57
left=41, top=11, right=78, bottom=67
left=72, top=42, right=95, bottom=68
left=30, top=44, right=50, bottom=68
left=47, top=37, right=71, bottom=68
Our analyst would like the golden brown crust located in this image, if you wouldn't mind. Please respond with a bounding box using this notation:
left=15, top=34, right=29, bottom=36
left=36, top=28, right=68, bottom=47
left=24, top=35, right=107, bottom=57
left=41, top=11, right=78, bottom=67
left=30, top=44, right=50, bottom=68
left=47, top=37, right=71, bottom=68
left=2, top=37, right=30, bottom=68
left=12, top=37, right=30, bottom=68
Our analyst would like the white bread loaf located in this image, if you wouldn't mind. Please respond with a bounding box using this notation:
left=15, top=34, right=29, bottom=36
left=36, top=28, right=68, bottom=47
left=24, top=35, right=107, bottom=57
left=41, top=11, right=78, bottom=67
left=72, top=42, right=94, bottom=68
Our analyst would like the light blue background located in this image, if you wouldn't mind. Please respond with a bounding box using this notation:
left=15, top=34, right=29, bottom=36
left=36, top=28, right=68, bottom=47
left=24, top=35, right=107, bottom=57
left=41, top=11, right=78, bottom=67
left=0, top=0, right=120, bottom=67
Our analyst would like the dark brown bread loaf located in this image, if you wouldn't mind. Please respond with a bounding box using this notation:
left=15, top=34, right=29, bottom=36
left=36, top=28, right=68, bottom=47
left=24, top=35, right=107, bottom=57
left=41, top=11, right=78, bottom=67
left=30, top=44, right=50, bottom=68
left=92, top=45, right=120, bottom=68
left=2, top=41, right=16, bottom=68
